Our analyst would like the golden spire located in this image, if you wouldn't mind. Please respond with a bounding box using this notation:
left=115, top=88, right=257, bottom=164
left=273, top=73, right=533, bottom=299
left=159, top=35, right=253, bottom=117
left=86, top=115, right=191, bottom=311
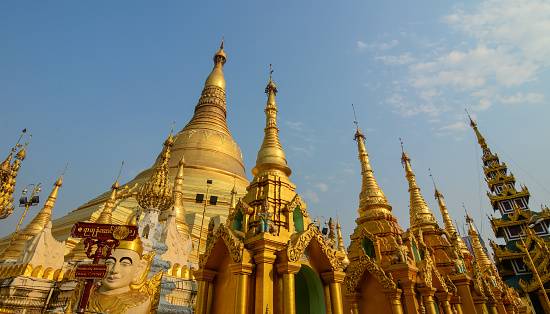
left=251, top=70, right=292, bottom=177
left=0, top=131, right=30, bottom=220
left=0, top=169, right=65, bottom=259
left=229, top=181, right=237, bottom=210
left=136, top=128, right=174, bottom=211
left=354, top=125, right=392, bottom=217
left=204, top=38, right=227, bottom=90
left=336, top=218, right=350, bottom=266
left=466, top=213, right=493, bottom=272
left=400, top=140, right=437, bottom=230
left=466, top=110, right=488, bottom=151
left=170, top=154, right=189, bottom=237
left=430, top=172, right=471, bottom=257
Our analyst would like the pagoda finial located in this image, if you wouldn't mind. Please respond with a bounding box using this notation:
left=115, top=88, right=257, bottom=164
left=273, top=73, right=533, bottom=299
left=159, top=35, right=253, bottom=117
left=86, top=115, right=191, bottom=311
left=465, top=209, right=493, bottom=272
left=136, top=128, right=174, bottom=211
left=466, top=109, right=488, bottom=151
left=205, top=40, right=227, bottom=89
left=354, top=108, right=391, bottom=217
left=95, top=167, right=124, bottom=225
left=251, top=71, right=292, bottom=177
left=400, top=140, right=437, bottom=230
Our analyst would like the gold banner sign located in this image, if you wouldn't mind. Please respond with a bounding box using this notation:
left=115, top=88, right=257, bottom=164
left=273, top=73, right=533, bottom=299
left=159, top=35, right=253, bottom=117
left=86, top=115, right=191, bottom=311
left=74, top=264, right=108, bottom=280
left=71, top=222, right=138, bottom=241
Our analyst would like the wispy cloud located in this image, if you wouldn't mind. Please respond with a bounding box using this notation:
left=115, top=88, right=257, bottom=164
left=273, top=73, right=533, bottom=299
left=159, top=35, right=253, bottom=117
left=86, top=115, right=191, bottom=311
left=303, top=189, right=320, bottom=203
left=499, top=92, right=544, bottom=104
left=315, top=182, right=328, bottom=192
left=290, top=145, right=314, bottom=156
left=286, top=121, right=304, bottom=131
left=357, top=40, right=398, bottom=52
left=363, top=0, right=550, bottom=135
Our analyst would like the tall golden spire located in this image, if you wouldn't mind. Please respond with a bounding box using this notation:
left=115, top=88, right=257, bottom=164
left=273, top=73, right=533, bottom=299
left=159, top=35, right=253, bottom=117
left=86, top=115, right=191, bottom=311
left=0, top=170, right=64, bottom=259
left=401, top=142, right=437, bottom=230
left=336, top=218, right=350, bottom=266
left=229, top=181, right=237, bottom=210
left=354, top=127, right=392, bottom=217
left=170, top=154, right=189, bottom=237
left=251, top=72, right=292, bottom=177
left=136, top=129, right=174, bottom=211
left=432, top=182, right=471, bottom=257
left=466, top=213, right=493, bottom=272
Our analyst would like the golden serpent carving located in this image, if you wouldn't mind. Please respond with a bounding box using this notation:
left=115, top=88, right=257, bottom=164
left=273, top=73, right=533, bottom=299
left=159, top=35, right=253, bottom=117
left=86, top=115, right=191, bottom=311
left=199, top=224, right=244, bottom=268
left=286, top=224, right=339, bottom=270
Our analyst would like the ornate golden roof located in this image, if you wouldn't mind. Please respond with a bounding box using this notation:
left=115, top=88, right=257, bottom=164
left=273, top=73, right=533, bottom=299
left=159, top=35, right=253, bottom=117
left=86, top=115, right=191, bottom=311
left=401, top=147, right=437, bottom=230
left=354, top=127, right=392, bottom=217
left=136, top=130, right=174, bottom=211
left=466, top=214, right=493, bottom=272
left=468, top=115, right=488, bottom=151
left=251, top=76, right=291, bottom=177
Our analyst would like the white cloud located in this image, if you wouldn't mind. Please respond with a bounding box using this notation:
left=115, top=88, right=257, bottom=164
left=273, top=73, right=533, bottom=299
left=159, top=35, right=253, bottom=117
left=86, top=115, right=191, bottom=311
left=357, top=40, right=398, bottom=52
left=375, top=53, right=415, bottom=65
left=375, top=0, right=550, bottom=129
left=472, top=98, right=492, bottom=111
left=440, top=121, right=469, bottom=131
left=500, top=92, right=544, bottom=104
left=315, top=183, right=328, bottom=192
left=286, top=121, right=304, bottom=131
left=303, top=189, right=320, bottom=203
left=290, top=145, right=313, bottom=156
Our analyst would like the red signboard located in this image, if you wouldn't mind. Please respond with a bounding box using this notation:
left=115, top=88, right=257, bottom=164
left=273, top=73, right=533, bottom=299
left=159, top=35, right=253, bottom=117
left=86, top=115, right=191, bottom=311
left=71, top=222, right=138, bottom=241
left=75, top=264, right=108, bottom=280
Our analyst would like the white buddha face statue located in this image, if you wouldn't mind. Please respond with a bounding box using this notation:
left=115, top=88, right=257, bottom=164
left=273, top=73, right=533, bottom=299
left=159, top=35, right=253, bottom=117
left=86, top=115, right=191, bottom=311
left=99, top=248, right=148, bottom=295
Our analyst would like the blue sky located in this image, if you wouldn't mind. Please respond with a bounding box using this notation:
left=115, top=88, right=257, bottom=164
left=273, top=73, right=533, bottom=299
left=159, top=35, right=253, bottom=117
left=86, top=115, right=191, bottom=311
left=1, top=1, right=549, bottom=248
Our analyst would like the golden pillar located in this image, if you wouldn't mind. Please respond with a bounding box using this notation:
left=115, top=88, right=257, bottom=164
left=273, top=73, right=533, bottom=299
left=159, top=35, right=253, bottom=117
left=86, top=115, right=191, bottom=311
left=321, top=271, right=345, bottom=314
left=472, top=295, right=488, bottom=314
left=345, top=292, right=361, bottom=314
left=418, top=287, right=438, bottom=314
left=229, top=263, right=254, bottom=314
left=383, top=288, right=405, bottom=314
left=435, top=292, right=454, bottom=314
left=486, top=297, right=499, bottom=314
left=276, top=262, right=301, bottom=314
left=386, top=263, right=419, bottom=314
left=450, top=296, right=465, bottom=314
left=452, top=274, right=478, bottom=314
left=323, top=284, right=333, bottom=314
left=253, top=251, right=276, bottom=312
left=194, top=269, right=217, bottom=314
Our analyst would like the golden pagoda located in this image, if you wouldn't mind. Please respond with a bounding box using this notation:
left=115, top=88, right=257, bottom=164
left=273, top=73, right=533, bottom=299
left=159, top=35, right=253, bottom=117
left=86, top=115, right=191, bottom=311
left=0, top=130, right=30, bottom=220
left=469, top=115, right=550, bottom=312
left=195, top=74, right=347, bottom=314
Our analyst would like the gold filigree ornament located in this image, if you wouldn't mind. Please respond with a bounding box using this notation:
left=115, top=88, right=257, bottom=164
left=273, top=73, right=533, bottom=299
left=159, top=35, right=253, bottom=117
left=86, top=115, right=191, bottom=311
left=286, top=224, right=340, bottom=270
left=344, top=253, right=396, bottom=293
left=199, top=223, right=244, bottom=268
left=112, top=226, right=130, bottom=240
